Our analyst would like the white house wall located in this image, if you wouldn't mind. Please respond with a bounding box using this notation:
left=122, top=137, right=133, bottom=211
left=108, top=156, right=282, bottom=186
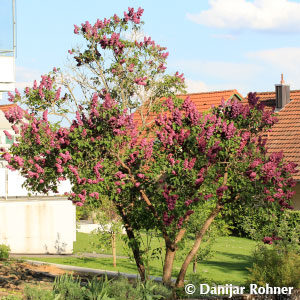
left=0, top=110, right=12, bottom=129
left=0, top=167, right=75, bottom=254
left=0, top=198, right=76, bottom=254
left=0, top=56, right=15, bottom=92
left=0, top=167, right=72, bottom=197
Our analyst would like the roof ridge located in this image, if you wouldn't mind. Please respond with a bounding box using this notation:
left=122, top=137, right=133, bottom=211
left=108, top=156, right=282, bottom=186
left=256, top=90, right=300, bottom=94
left=0, top=104, right=16, bottom=107
left=177, top=89, right=239, bottom=97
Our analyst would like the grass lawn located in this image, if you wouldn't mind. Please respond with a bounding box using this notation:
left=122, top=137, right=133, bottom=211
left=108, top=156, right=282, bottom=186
left=24, top=233, right=257, bottom=286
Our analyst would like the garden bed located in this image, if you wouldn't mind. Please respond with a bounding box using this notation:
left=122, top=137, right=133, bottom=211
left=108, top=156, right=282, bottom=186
left=0, top=260, right=69, bottom=297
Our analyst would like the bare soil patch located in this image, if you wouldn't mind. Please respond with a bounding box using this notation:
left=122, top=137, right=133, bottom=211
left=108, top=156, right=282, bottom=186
left=0, top=259, right=70, bottom=297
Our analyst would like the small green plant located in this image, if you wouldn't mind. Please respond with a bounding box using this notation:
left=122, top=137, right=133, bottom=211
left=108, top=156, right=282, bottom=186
left=0, top=244, right=10, bottom=260
left=53, top=273, right=85, bottom=299
left=24, top=285, right=56, bottom=300
left=84, top=276, right=115, bottom=300
left=0, top=295, right=22, bottom=300
left=247, top=244, right=300, bottom=288
left=135, top=280, right=169, bottom=300
left=104, top=276, right=170, bottom=300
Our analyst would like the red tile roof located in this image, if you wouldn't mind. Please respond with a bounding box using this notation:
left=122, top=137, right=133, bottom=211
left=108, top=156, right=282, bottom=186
left=255, top=90, right=300, bottom=109
left=0, top=104, right=17, bottom=113
left=265, top=91, right=300, bottom=180
left=134, top=90, right=244, bottom=128
left=176, top=89, right=244, bottom=113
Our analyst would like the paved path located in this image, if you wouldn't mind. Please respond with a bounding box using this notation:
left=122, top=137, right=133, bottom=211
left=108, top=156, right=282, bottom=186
left=11, top=252, right=129, bottom=259
left=22, top=259, right=167, bottom=283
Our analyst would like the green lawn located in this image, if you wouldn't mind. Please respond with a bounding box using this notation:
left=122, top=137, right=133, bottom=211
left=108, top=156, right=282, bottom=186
left=24, top=233, right=257, bottom=285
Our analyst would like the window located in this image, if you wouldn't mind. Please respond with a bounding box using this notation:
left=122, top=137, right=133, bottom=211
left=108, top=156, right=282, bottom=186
left=5, top=135, right=14, bottom=145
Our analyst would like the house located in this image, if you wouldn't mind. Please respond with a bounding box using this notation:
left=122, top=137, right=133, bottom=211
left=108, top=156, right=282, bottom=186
left=253, top=76, right=300, bottom=209
left=175, top=89, right=243, bottom=112
left=134, top=89, right=243, bottom=129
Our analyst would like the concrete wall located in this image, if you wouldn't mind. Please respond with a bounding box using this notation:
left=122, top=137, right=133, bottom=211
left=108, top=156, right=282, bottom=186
left=77, top=222, right=126, bottom=234
left=0, top=197, right=76, bottom=254
left=292, top=182, right=300, bottom=210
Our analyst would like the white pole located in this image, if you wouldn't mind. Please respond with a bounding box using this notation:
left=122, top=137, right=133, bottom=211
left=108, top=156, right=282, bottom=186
left=13, top=0, right=16, bottom=57
left=5, top=168, right=8, bottom=200
left=12, top=0, right=16, bottom=84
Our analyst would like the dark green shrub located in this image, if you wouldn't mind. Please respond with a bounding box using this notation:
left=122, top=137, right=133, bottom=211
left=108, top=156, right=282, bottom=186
left=224, top=201, right=300, bottom=240
left=247, top=244, right=300, bottom=288
left=0, top=244, right=10, bottom=260
left=285, top=210, right=300, bottom=231
left=241, top=209, right=300, bottom=243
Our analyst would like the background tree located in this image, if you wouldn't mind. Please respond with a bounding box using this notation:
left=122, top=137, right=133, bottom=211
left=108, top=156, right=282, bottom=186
left=89, top=196, right=123, bottom=268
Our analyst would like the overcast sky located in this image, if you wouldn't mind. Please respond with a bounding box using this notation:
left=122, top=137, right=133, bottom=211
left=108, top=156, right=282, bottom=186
left=2, top=0, right=300, bottom=98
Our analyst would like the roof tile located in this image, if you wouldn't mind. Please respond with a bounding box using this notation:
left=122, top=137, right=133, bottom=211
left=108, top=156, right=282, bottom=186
left=0, top=104, right=17, bottom=113
left=265, top=92, right=300, bottom=180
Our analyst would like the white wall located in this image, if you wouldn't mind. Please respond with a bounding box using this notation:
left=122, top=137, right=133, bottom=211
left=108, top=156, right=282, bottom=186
left=0, top=167, right=75, bottom=254
left=0, top=198, right=76, bottom=254
left=0, top=56, right=15, bottom=92
left=0, top=167, right=72, bottom=197
left=77, top=223, right=126, bottom=234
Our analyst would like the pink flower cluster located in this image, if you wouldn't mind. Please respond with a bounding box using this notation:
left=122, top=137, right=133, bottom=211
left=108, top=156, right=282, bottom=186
left=162, top=185, right=178, bottom=211
left=163, top=211, right=174, bottom=226
left=3, top=130, right=12, bottom=140
left=216, top=185, right=228, bottom=197
left=5, top=106, right=25, bottom=123
left=134, top=77, right=147, bottom=86
left=183, top=158, right=196, bottom=170
left=123, top=7, right=144, bottom=24
left=184, top=197, right=200, bottom=207
left=263, top=235, right=282, bottom=245
left=174, top=72, right=185, bottom=83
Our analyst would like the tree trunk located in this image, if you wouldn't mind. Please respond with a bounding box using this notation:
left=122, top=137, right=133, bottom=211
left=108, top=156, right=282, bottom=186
left=193, top=257, right=197, bottom=273
left=112, top=232, right=117, bottom=267
left=162, top=246, right=176, bottom=285
left=175, top=203, right=223, bottom=288
left=115, top=204, right=146, bottom=281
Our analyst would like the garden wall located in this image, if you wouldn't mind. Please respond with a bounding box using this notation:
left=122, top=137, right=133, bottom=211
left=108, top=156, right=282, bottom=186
left=0, top=197, right=76, bottom=254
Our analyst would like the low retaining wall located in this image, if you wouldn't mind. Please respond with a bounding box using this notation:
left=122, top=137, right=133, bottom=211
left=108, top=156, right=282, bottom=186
left=0, top=197, right=76, bottom=254
left=77, top=222, right=126, bottom=234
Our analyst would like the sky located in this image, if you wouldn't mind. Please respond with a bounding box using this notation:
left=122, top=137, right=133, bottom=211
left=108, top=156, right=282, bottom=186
left=2, top=0, right=300, bottom=99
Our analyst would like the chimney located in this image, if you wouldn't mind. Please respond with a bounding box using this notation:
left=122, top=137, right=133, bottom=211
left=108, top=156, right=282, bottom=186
left=275, top=74, right=290, bottom=110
